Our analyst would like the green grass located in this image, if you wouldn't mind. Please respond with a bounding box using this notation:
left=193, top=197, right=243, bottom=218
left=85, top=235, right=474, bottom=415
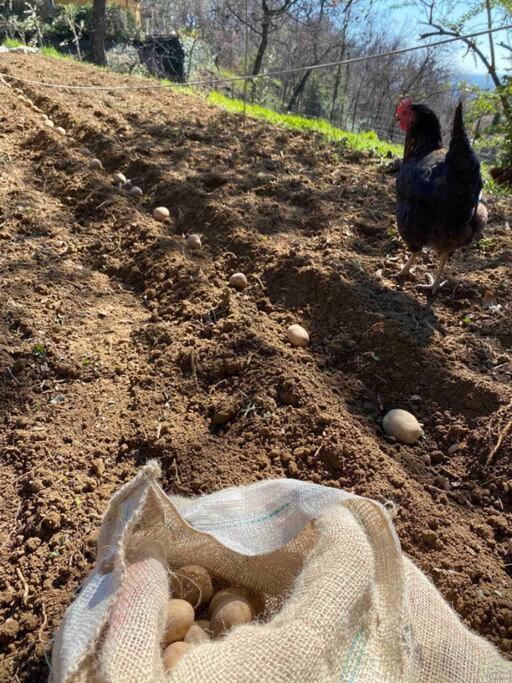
left=3, top=39, right=81, bottom=62
left=480, top=160, right=512, bottom=197
left=477, top=237, right=498, bottom=252
left=213, top=68, right=246, bottom=97
left=41, top=46, right=68, bottom=59
left=483, top=172, right=512, bottom=197
left=2, top=38, right=25, bottom=48
left=31, top=342, right=46, bottom=358
left=206, top=91, right=402, bottom=157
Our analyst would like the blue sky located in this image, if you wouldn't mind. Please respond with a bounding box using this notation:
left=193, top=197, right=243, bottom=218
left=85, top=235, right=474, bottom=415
left=388, top=2, right=510, bottom=85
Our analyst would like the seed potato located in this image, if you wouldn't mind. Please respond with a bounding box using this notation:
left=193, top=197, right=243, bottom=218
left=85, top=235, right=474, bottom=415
left=186, top=234, right=202, bottom=250
left=163, top=599, right=195, bottom=645
left=153, top=207, right=170, bottom=221
left=211, top=599, right=253, bottom=636
left=162, top=641, right=192, bottom=671
left=112, top=171, right=127, bottom=185
left=207, top=586, right=263, bottom=619
left=170, top=565, right=213, bottom=609
left=229, top=273, right=248, bottom=290
left=195, top=619, right=211, bottom=633
left=382, top=409, right=422, bottom=445
left=287, top=324, right=309, bottom=347
left=184, top=624, right=210, bottom=644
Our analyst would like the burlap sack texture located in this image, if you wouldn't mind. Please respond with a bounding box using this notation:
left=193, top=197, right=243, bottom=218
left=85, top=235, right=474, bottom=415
left=51, top=461, right=512, bottom=683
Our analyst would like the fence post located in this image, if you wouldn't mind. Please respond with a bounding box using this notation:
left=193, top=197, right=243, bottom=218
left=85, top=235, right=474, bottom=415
left=242, top=0, right=249, bottom=125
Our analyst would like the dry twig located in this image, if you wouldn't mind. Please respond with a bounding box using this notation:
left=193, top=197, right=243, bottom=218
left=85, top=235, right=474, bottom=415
left=485, top=398, right=512, bottom=467
left=38, top=602, right=48, bottom=644
left=16, top=567, right=29, bottom=605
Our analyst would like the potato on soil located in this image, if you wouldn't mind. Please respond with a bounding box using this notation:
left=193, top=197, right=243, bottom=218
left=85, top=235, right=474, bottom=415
left=170, top=565, right=213, bottom=609
left=79, top=146, right=92, bottom=156
left=153, top=206, right=170, bottom=221
left=211, top=599, right=254, bottom=636
left=44, top=120, right=55, bottom=129
left=163, top=641, right=192, bottom=670
left=55, top=127, right=66, bottom=136
left=112, top=171, right=127, bottom=185
left=163, top=599, right=195, bottom=645
left=383, top=409, right=422, bottom=445
left=287, top=324, right=309, bottom=347
left=129, top=185, right=143, bottom=197
left=186, top=233, right=202, bottom=250
left=89, top=158, right=103, bottom=170
left=229, top=273, right=248, bottom=290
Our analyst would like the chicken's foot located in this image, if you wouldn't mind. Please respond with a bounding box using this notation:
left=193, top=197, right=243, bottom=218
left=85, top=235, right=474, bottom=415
left=393, top=252, right=419, bottom=279
left=416, top=252, right=449, bottom=296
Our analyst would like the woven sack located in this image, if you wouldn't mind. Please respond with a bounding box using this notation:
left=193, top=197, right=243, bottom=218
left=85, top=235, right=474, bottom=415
left=51, top=461, right=512, bottom=682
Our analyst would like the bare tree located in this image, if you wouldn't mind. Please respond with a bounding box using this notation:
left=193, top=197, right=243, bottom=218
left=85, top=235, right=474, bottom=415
left=416, top=0, right=511, bottom=117
left=227, top=0, right=301, bottom=99
left=134, top=0, right=457, bottom=137
left=286, top=0, right=344, bottom=111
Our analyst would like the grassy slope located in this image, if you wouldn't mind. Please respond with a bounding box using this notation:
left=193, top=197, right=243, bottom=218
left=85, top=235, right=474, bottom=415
left=207, top=91, right=403, bottom=157
left=3, top=41, right=510, bottom=188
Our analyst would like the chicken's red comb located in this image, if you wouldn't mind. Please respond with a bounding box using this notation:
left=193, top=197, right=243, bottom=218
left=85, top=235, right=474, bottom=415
left=396, top=97, right=413, bottom=115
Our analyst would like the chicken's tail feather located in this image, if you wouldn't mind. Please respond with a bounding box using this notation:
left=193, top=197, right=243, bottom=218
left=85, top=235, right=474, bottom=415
left=445, top=101, right=482, bottom=228
left=448, top=102, right=471, bottom=159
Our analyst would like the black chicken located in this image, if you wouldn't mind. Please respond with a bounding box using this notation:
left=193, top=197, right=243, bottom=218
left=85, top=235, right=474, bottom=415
left=394, top=99, right=488, bottom=295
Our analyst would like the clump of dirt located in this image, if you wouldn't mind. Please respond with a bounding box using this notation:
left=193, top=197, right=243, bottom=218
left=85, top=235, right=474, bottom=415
left=490, top=166, right=512, bottom=186
left=0, top=54, right=511, bottom=680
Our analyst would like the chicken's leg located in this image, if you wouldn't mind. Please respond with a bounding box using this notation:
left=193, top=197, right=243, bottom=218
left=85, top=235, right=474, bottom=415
left=416, top=252, right=449, bottom=296
left=393, top=252, right=419, bottom=279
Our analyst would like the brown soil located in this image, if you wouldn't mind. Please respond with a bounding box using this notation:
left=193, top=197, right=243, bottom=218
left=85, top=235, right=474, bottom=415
left=0, top=54, right=511, bottom=681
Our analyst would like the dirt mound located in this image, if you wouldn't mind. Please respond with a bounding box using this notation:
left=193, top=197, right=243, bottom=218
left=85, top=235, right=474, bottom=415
left=0, top=54, right=511, bottom=681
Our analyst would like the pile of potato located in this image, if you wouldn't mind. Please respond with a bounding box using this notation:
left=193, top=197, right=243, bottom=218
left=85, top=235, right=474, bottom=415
left=163, top=565, right=264, bottom=671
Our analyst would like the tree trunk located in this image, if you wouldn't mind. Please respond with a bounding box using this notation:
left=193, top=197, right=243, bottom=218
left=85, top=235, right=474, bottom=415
left=351, top=82, right=363, bottom=132
left=92, top=0, right=107, bottom=67
left=485, top=0, right=496, bottom=73
left=44, top=0, right=58, bottom=20
left=250, top=18, right=269, bottom=101
left=330, top=61, right=343, bottom=122
left=287, top=70, right=310, bottom=112
left=339, top=62, right=350, bottom=128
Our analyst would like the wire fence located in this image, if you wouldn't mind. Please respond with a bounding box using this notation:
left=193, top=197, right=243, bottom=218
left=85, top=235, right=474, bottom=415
left=2, top=22, right=509, bottom=162
left=194, top=67, right=498, bottom=162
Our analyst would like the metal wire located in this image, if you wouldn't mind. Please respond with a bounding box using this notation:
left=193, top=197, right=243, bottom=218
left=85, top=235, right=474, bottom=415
left=1, top=23, right=511, bottom=92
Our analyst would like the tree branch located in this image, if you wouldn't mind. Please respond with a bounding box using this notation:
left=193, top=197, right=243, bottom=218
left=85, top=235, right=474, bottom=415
left=225, top=2, right=262, bottom=35
left=420, top=22, right=510, bottom=116
left=420, top=24, right=501, bottom=89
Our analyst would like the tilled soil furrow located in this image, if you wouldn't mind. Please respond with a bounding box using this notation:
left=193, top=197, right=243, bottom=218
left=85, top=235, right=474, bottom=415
left=0, top=54, right=510, bottom=680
